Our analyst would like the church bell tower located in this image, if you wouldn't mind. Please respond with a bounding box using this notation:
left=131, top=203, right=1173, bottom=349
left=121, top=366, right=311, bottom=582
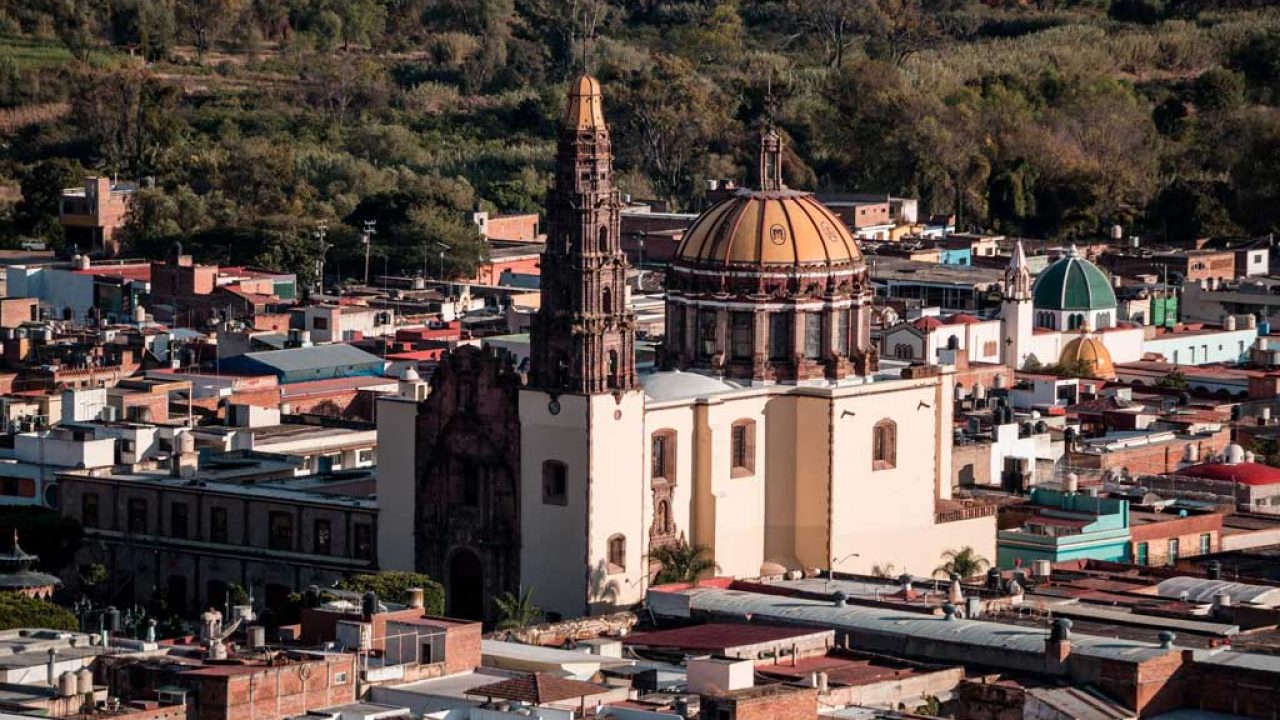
left=529, top=75, right=636, bottom=395
left=1002, top=240, right=1034, bottom=369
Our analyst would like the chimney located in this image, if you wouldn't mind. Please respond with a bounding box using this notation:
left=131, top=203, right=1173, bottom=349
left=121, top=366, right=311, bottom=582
left=406, top=587, right=425, bottom=610
left=1045, top=618, right=1072, bottom=662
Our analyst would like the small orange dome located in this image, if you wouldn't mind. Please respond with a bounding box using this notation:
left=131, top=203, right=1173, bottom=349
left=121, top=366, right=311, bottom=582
left=564, top=74, right=605, bottom=128
left=675, top=189, right=863, bottom=268
left=1059, top=334, right=1115, bottom=379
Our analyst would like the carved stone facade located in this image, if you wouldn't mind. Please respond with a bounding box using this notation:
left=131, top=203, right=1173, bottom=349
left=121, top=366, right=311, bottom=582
left=414, top=345, right=523, bottom=620
left=529, top=75, right=637, bottom=395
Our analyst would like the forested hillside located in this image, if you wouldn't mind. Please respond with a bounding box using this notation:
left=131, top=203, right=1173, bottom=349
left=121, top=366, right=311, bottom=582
left=1, top=0, right=1278, bottom=281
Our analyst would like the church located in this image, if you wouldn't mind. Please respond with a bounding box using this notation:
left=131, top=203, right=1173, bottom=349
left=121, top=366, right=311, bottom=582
left=379, top=75, right=996, bottom=621
left=883, top=241, right=1261, bottom=380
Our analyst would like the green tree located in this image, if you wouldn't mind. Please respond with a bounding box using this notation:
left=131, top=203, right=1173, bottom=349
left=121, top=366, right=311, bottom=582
left=1230, top=30, right=1280, bottom=103
left=52, top=0, right=103, bottom=62
left=338, top=0, right=386, bottom=50
left=1157, top=369, right=1189, bottom=390
left=1194, top=68, right=1245, bottom=113
left=1147, top=180, right=1238, bottom=245
left=336, top=572, right=445, bottom=614
left=0, top=595, right=79, bottom=632
left=177, top=0, right=243, bottom=58
left=650, top=539, right=718, bottom=584
left=933, top=546, right=990, bottom=579
left=1251, top=438, right=1280, bottom=467
left=16, top=158, right=83, bottom=244
left=493, top=587, right=541, bottom=631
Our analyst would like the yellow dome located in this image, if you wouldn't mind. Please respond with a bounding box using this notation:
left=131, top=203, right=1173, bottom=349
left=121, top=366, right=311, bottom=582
left=1059, top=334, right=1116, bottom=379
left=564, top=74, right=605, bottom=128
left=676, top=190, right=863, bottom=267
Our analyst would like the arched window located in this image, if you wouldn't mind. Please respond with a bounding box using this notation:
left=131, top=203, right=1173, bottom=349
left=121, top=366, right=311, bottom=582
left=602, top=286, right=613, bottom=315
left=607, top=350, right=619, bottom=389
left=541, top=460, right=567, bottom=506
left=873, top=419, right=897, bottom=470
left=895, top=343, right=914, bottom=360
left=1047, top=314, right=1057, bottom=330
left=730, top=419, right=756, bottom=476
left=598, top=226, right=609, bottom=253
left=651, top=430, right=676, bottom=481
left=1069, top=313, right=1084, bottom=330
left=607, top=534, right=626, bottom=573
left=657, top=500, right=672, bottom=534
left=1096, top=312, right=1111, bottom=328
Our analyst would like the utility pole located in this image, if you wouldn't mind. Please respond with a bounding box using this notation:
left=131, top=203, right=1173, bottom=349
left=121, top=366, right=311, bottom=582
left=362, top=220, right=376, bottom=286
left=435, top=242, right=450, bottom=280
left=313, top=222, right=329, bottom=298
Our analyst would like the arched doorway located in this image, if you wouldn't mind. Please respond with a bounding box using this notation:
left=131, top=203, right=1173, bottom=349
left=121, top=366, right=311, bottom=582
left=447, top=549, right=485, bottom=620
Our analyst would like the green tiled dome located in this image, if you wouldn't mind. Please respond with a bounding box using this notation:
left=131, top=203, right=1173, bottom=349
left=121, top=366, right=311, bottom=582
left=1032, top=249, right=1117, bottom=311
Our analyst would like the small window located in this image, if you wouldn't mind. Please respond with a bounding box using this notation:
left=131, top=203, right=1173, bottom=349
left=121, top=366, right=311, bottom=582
left=542, top=460, right=568, bottom=506
left=1136, top=542, right=1149, bottom=565
left=1168, top=538, right=1179, bottom=565
left=602, top=286, right=613, bottom=315
left=1199, top=533, right=1211, bottom=555
left=334, top=671, right=348, bottom=684
left=354, top=523, right=373, bottom=560
left=210, top=507, right=228, bottom=543
left=607, top=534, right=626, bottom=573
left=268, top=511, right=293, bottom=551
left=730, top=420, right=756, bottom=477
left=651, top=431, right=675, bottom=481
left=127, top=498, right=148, bottom=534
left=170, top=503, right=189, bottom=539
left=82, top=492, right=100, bottom=528
left=314, top=519, right=332, bottom=555
left=873, top=419, right=897, bottom=470
left=313, top=317, right=329, bottom=330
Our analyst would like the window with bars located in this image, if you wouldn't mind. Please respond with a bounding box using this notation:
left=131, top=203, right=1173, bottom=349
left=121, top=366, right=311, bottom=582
left=730, top=420, right=756, bottom=476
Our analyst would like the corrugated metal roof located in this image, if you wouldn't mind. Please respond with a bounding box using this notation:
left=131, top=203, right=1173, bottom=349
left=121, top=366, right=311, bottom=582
left=1155, top=578, right=1280, bottom=607
left=1026, top=686, right=1136, bottom=720
left=242, top=344, right=384, bottom=373
left=678, top=588, right=1171, bottom=663
left=1191, top=648, right=1280, bottom=673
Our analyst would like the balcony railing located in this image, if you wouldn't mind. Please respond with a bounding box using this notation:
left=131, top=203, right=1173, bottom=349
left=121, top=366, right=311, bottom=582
left=935, top=499, right=1000, bottom=524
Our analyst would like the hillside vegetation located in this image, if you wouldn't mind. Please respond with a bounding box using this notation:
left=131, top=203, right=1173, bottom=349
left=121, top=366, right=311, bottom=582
left=1, top=0, right=1278, bottom=282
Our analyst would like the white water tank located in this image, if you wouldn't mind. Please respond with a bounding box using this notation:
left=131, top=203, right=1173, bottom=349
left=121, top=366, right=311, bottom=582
left=57, top=671, right=76, bottom=698
left=1225, top=443, right=1246, bottom=465
left=1033, top=559, right=1052, bottom=577
left=76, top=667, right=93, bottom=695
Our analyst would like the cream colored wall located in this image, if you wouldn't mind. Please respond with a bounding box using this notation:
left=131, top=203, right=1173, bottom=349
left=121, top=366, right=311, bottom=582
left=791, top=395, right=832, bottom=568
left=841, top=514, right=997, bottom=578
left=643, top=404, right=698, bottom=557
left=586, top=391, right=647, bottom=612
left=1100, top=326, right=1144, bottom=363
left=1025, top=332, right=1063, bottom=369
left=823, top=379, right=942, bottom=573
left=375, top=397, right=419, bottom=572
left=697, top=393, right=772, bottom=579
left=519, top=390, right=591, bottom=619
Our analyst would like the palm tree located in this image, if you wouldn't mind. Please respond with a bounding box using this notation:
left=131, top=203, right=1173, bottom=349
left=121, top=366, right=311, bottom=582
left=933, top=546, right=990, bottom=580
left=650, top=539, right=719, bottom=584
left=493, top=587, right=540, bottom=631
left=870, top=562, right=896, bottom=579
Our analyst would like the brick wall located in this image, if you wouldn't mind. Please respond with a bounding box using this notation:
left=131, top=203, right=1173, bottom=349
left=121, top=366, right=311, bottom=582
left=443, top=620, right=482, bottom=674
left=699, top=685, right=816, bottom=720
left=191, top=656, right=357, bottom=720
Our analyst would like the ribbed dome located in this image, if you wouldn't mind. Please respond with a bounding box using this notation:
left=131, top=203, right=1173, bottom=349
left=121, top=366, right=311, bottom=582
left=1033, top=247, right=1117, bottom=311
left=676, top=189, right=863, bottom=268
left=564, top=74, right=604, bottom=128
left=1059, top=334, right=1115, bottom=379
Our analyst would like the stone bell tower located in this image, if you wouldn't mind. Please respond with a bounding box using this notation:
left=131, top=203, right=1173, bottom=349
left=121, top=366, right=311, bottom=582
left=529, top=74, right=636, bottom=395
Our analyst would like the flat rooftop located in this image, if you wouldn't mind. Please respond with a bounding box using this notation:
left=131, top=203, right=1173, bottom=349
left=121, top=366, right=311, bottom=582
left=625, top=623, right=830, bottom=652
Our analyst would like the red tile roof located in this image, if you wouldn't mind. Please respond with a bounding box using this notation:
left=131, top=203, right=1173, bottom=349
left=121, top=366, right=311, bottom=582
left=944, top=313, right=982, bottom=325
left=911, top=317, right=943, bottom=331
left=1175, top=462, right=1280, bottom=487
left=468, top=673, right=606, bottom=704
